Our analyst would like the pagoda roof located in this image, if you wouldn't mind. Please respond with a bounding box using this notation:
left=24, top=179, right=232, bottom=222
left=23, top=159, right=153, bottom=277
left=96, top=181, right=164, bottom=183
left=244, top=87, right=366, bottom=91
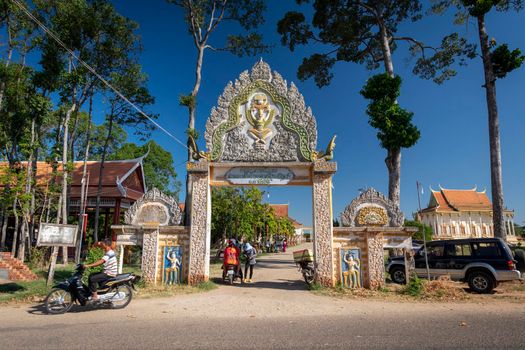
left=421, top=186, right=503, bottom=214
left=0, top=158, right=146, bottom=201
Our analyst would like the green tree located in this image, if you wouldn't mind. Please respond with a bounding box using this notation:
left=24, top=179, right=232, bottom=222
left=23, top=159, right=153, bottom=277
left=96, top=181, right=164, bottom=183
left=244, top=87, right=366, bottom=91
left=108, top=141, right=181, bottom=198
left=277, top=0, right=475, bottom=207
left=92, top=63, right=156, bottom=241
left=360, top=74, right=420, bottom=189
left=166, top=0, right=270, bottom=223
left=211, top=187, right=282, bottom=245
left=430, top=0, right=524, bottom=240
left=404, top=220, right=433, bottom=242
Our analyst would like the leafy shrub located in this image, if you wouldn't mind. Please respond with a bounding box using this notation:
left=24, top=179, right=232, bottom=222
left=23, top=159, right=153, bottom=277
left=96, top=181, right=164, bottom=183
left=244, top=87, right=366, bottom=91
left=405, top=275, right=424, bottom=296
left=28, top=247, right=48, bottom=269
left=85, top=246, right=104, bottom=275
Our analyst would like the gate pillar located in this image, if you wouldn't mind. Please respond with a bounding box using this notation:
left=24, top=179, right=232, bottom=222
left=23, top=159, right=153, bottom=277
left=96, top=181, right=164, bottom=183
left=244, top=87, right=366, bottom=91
left=312, top=161, right=337, bottom=287
left=187, top=161, right=211, bottom=285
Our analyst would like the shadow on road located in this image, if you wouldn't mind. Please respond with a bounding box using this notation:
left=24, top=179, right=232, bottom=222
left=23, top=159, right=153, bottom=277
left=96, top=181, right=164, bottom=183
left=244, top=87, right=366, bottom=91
left=210, top=276, right=308, bottom=291
left=26, top=302, right=109, bottom=315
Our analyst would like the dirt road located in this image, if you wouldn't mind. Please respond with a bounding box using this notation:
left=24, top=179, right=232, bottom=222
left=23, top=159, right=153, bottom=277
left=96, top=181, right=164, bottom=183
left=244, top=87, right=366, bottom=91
left=1, top=243, right=524, bottom=349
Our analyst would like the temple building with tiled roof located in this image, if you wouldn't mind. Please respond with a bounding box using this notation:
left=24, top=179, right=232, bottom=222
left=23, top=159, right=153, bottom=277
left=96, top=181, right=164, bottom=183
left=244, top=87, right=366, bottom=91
left=418, top=186, right=517, bottom=242
left=0, top=157, right=147, bottom=243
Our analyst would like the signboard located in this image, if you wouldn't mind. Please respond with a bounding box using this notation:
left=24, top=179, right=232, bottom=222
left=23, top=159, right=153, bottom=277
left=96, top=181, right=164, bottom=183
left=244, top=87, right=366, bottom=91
left=37, top=223, right=78, bottom=247
left=116, top=233, right=143, bottom=246
left=225, top=167, right=294, bottom=185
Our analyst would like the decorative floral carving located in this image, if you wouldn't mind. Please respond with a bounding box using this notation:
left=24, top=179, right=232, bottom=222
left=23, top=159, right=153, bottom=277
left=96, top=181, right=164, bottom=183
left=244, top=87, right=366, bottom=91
left=188, top=172, right=210, bottom=285
left=125, top=188, right=182, bottom=226
left=313, top=173, right=335, bottom=287
left=204, top=60, right=317, bottom=162
left=356, top=207, right=388, bottom=226
left=340, top=188, right=404, bottom=227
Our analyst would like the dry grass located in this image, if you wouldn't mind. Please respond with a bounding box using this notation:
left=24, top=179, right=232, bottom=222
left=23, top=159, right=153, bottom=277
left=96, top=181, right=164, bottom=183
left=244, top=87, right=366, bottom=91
left=314, top=277, right=469, bottom=302
left=418, top=276, right=468, bottom=301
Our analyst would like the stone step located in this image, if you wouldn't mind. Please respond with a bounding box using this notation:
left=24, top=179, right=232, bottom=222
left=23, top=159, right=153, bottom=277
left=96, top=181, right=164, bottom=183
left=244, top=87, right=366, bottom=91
left=0, top=255, right=38, bottom=281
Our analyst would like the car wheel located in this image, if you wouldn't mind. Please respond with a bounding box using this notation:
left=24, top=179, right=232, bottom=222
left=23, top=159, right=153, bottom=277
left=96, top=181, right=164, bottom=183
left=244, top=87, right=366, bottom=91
left=468, top=271, right=495, bottom=294
left=390, top=266, right=406, bottom=284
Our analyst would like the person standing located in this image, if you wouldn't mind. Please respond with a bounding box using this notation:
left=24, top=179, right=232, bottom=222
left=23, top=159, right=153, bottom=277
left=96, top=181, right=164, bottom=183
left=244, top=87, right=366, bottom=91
left=283, top=239, right=287, bottom=253
left=242, top=242, right=257, bottom=283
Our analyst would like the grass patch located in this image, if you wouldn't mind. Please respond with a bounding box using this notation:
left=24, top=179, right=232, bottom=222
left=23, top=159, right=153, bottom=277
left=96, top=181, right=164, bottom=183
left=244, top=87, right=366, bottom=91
left=308, top=282, right=324, bottom=291
left=0, top=264, right=80, bottom=304
left=0, top=280, right=49, bottom=304
left=135, top=280, right=216, bottom=299
left=195, top=280, right=217, bottom=291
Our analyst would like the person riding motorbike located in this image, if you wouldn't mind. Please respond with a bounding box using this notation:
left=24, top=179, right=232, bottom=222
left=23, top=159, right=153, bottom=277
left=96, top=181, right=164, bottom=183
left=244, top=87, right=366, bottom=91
left=223, top=239, right=241, bottom=280
left=83, top=240, right=118, bottom=301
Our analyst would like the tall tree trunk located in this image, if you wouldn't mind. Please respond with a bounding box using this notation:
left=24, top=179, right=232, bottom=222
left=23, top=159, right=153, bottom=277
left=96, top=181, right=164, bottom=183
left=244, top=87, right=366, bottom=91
left=76, top=95, right=94, bottom=262
left=477, top=15, right=506, bottom=240
left=94, top=114, right=114, bottom=242
left=29, top=144, right=39, bottom=245
left=61, top=103, right=76, bottom=265
left=0, top=206, right=6, bottom=248
left=379, top=22, right=402, bottom=206
left=18, top=118, right=37, bottom=260
left=11, top=196, right=18, bottom=256
left=184, top=45, right=205, bottom=225
left=379, top=22, right=395, bottom=77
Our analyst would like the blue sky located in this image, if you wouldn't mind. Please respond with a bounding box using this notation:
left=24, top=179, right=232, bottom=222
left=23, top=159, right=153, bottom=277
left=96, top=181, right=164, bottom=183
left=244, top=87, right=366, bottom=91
left=102, top=1, right=525, bottom=227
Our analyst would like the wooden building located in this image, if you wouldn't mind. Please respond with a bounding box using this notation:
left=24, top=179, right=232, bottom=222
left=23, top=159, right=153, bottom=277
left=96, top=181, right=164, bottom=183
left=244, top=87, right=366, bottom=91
left=0, top=157, right=147, bottom=248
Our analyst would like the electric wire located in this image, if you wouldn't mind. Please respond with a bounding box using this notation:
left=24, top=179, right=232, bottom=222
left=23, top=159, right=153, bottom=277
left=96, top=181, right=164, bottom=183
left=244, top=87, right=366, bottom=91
left=9, top=0, right=190, bottom=152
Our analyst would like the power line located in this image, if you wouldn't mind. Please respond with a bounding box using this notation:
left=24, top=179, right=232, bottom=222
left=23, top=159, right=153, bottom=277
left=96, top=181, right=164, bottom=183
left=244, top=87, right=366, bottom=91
left=9, top=0, right=190, bottom=152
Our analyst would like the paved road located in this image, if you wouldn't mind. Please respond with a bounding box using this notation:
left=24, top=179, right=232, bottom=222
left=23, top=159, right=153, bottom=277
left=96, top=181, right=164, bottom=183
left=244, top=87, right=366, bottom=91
left=1, top=243, right=524, bottom=349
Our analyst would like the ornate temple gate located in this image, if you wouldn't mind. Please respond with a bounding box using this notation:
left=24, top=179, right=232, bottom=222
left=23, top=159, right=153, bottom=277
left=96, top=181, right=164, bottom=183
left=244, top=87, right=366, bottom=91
left=186, top=60, right=338, bottom=286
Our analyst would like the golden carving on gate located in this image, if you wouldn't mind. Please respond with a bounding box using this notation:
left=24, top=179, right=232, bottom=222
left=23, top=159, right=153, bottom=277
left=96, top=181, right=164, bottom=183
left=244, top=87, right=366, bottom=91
left=356, top=207, right=388, bottom=226
left=245, top=92, right=275, bottom=145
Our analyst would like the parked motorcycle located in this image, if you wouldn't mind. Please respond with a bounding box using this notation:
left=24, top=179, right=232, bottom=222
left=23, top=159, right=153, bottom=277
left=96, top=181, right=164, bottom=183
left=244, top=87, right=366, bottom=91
left=297, top=261, right=315, bottom=285
left=222, top=263, right=243, bottom=285
left=293, top=249, right=315, bottom=285
left=44, top=264, right=140, bottom=314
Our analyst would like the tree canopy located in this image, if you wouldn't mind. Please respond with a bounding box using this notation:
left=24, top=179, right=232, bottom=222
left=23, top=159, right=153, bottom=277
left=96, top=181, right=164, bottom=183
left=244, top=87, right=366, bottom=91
left=108, top=141, right=181, bottom=198
left=211, top=187, right=296, bottom=246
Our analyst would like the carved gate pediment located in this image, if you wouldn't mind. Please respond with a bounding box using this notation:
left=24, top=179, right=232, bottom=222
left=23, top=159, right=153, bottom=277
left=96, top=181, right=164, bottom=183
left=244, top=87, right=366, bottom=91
left=124, top=188, right=182, bottom=226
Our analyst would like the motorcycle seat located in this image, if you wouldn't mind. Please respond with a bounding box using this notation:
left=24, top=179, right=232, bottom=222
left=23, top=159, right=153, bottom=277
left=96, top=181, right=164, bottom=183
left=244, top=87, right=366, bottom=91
left=106, top=273, right=132, bottom=283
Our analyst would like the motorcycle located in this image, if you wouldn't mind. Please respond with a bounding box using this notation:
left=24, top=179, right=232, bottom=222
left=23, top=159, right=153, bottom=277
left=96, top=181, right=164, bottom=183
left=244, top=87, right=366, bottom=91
left=222, top=263, right=243, bottom=285
left=44, top=264, right=140, bottom=314
left=297, top=260, right=315, bottom=285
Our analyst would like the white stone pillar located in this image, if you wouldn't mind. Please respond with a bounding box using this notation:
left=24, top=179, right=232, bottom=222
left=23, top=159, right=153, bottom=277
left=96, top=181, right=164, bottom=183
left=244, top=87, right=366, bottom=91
left=118, top=245, right=124, bottom=274
left=312, top=161, right=336, bottom=287
left=187, top=161, right=211, bottom=285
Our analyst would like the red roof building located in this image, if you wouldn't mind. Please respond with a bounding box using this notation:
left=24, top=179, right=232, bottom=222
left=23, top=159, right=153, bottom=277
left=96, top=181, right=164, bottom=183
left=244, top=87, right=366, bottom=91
left=419, top=186, right=516, bottom=241
left=0, top=158, right=147, bottom=240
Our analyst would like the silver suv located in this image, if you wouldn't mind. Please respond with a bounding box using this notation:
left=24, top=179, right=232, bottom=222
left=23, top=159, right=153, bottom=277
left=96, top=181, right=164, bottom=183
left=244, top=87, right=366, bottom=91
left=386, top=238, right=522, bottom=293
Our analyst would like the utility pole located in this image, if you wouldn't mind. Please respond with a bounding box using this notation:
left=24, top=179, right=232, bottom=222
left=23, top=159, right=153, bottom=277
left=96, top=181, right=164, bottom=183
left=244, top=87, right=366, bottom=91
left=416, top=181, right=431, bottom=280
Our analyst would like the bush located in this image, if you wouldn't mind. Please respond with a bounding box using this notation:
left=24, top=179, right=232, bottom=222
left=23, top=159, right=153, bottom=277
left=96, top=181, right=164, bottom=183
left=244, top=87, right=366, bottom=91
left=85, top=246, right=104, bottom=275
left=28, top=247, right=48, bottom=269
left=405, top=275, right=424, bottom=296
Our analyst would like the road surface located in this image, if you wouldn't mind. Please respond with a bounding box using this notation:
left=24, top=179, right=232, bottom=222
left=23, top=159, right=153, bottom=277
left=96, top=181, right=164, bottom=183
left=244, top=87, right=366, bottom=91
left=1, top=243, right=524, bottom=349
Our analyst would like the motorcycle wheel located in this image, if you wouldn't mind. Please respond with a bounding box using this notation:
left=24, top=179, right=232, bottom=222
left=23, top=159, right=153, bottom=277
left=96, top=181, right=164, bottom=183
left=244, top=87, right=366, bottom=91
left=109, top=284, right=133, bottom=309
left=228, top=274, right=233, bottom=285
left=303, top=267, right=315, bottom=286
left=44, top=288, right=74, bottom=314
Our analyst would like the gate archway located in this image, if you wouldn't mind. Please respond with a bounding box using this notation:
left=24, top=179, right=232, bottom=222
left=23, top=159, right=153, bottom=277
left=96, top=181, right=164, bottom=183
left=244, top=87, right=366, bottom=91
left=187, top=60, right=337, bottom=286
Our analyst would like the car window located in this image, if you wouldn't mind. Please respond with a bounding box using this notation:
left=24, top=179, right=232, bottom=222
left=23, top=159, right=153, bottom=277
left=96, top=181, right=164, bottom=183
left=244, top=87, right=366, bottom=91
left=427, top=244, right=444, bottom=257
left=472, top=242, right=501, bottom=257
left=446, top=244, right=472, bottom=257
